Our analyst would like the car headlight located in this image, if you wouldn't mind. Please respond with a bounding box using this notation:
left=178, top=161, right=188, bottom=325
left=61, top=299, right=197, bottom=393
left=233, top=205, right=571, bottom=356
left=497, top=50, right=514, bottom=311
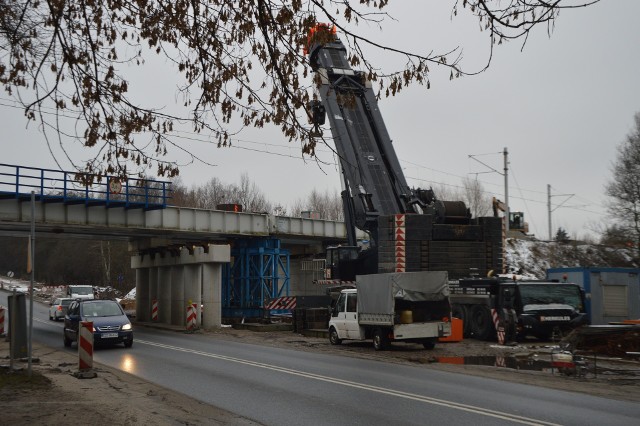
left=121, top=323, right=132, bottom=331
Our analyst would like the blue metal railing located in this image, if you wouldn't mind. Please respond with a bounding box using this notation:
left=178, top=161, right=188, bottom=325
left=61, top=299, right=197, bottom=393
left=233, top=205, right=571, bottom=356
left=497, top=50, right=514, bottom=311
left=0, top=163, right=171, bottom=210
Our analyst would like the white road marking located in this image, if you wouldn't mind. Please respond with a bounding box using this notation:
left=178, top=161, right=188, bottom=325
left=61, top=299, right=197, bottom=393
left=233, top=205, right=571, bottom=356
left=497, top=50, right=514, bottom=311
left=137, top=339, right=561, bottom=426
left=34, top=317, right=61, bottom=327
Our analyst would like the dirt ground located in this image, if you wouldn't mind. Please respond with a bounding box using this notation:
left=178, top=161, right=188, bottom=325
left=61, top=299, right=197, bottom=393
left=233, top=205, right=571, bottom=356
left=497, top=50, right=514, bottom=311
left=0, top=337, right=260, bottom=425
left=1, top=325, right=639, bottom=426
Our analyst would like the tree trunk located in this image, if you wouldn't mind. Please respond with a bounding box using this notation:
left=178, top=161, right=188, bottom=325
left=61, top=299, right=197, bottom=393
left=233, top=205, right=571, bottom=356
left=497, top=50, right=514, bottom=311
left=100, top=241, right=111, bottom=287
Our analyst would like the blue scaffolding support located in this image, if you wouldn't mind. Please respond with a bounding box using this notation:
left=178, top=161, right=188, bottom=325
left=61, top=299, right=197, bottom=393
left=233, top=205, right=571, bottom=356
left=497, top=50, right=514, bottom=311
left=222, top=238, right=290, bottom=318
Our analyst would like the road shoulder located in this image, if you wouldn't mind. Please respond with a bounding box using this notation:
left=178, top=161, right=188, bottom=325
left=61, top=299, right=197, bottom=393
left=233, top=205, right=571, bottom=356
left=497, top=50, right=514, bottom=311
left=0, top=340, right=261, bottom=425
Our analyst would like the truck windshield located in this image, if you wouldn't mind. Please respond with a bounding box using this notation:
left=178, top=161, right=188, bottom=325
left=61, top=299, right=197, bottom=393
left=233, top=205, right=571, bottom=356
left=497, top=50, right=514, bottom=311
left=333, top=293, right=346, bottom=316
left=72, top=286, right=93, bottom=295
left=519, top=284, right=583, bottom=311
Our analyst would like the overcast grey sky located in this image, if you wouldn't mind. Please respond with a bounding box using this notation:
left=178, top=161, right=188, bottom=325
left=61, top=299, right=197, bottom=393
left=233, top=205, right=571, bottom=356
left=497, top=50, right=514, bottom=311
left=1, top=1, right=638, bottom=240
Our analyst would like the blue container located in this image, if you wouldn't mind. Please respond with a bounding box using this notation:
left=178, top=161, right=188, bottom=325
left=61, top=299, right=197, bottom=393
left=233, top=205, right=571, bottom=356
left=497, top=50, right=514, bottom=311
left=546, top=267, right=640, bottom=325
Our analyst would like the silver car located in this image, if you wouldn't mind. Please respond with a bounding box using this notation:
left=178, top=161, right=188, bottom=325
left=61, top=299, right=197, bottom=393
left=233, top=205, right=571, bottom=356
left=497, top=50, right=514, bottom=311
left=49, top=297, right=74, bottom=321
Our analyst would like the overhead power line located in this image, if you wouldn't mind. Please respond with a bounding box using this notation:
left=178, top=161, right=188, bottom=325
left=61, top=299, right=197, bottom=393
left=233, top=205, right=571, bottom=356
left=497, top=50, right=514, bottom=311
left=0, top=98, right=607, bottom=219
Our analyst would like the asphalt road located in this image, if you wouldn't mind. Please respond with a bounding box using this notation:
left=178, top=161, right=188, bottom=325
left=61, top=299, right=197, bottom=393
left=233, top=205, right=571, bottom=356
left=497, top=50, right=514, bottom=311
left=4, top=291, right=640, bottom=426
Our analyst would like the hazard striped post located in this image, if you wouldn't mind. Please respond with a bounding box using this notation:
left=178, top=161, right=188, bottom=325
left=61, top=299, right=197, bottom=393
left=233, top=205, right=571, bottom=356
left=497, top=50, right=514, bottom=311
left=394, top=214, right=406, bottom=272
left=491, top=308, right=505, bottom=345
left=151, top=299, right=158, bottom=321
left=264, top=297, right=297, bottom=310
left=314, top=280, right=355, bottom=286
left=0, top=306, right=5, bottom=336
left=186, top=302, right=197, bottom=331
left=78, top=321, right=94, bottom=374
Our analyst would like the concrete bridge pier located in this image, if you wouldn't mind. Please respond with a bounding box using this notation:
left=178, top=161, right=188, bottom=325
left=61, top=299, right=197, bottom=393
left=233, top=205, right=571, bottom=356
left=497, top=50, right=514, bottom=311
left=131, top=245, right=230, bottom=328
left=135, top=269, right=150, bottom=321
left=159, top=266, right=172, bottom=324
left=170, top=266, right=185, bottom=326
left=202, top=263, right=222, bottom=328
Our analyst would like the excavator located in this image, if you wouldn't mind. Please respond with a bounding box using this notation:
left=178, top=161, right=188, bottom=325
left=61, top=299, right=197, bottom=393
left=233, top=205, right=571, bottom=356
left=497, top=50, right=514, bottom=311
left=492, top=197, right=528, bottom=234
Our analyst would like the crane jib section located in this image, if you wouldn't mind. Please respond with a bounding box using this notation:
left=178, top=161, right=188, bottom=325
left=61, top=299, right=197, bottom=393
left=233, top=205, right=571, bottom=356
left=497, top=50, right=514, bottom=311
left=308, top=37, right=418, bottom=242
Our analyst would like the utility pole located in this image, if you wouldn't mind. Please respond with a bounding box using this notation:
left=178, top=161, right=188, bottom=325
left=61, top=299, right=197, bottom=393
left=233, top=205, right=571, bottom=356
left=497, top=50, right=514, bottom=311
left=548, top=184, right=552, bottom=241
left=28, top=191, right=35, bottom=377
left=504, top=147, right=509, bottom=232
left=468, top=148, right=510, bottom=231
left=547, top=185, right=574, bottom=241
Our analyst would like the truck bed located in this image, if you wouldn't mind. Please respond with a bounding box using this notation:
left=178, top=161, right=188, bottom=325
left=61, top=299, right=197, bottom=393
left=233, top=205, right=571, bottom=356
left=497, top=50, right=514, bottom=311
left=357, top=271, right=451, bottom=326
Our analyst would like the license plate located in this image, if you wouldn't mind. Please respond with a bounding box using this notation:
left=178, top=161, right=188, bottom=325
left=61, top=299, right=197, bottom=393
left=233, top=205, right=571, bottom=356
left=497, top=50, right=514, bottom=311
left=101, top=332, right=119, bottom=338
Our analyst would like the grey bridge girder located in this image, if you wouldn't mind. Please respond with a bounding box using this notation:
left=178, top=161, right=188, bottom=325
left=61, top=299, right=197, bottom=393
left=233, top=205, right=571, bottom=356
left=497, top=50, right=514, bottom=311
left=0, top=198, right=367, bottom=328
left=0, top=198, right=362, bottom=244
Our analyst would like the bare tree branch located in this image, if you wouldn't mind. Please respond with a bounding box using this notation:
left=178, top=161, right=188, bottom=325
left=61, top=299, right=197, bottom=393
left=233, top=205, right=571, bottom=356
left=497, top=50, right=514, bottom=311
left=0, top=0, right=599, bottom=182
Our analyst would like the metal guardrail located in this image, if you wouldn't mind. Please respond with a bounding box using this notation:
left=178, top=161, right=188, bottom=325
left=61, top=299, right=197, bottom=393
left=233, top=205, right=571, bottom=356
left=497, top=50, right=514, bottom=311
left=0, top=163, right=171, bottom=210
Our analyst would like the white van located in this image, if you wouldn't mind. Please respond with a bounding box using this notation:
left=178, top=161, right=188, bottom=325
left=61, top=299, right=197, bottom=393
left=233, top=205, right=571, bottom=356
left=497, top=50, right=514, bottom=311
left=66, top=285, right=95, bottom=300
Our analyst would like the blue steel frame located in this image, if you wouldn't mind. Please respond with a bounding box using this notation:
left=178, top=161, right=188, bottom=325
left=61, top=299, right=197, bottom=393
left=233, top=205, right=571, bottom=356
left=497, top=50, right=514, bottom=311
left=0, top=163, right=171, bottom=210
left=222, top=238, right=290, bottom=318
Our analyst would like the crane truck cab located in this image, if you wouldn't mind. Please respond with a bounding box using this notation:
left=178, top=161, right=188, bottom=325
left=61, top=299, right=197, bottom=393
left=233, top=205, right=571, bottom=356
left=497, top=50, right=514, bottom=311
left=450, top=277, right=588, bottom=341
left=324, top=246, right=359, bottom=282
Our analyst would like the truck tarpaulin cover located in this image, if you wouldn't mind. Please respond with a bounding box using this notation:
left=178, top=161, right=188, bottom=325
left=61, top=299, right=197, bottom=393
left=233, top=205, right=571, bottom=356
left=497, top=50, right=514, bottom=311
left=357, top=271, right=449, bottom=316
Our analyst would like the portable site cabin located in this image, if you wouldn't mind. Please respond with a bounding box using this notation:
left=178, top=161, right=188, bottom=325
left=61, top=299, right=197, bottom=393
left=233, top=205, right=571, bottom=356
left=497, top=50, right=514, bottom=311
left=546, top=267, right=640, bottom=325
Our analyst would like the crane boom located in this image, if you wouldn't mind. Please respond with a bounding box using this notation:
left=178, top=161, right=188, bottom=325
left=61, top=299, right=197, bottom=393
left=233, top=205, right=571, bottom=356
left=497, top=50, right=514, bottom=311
left=308, top=27, right=423, bottom=245
left=307, top=25, right=504, bottom=282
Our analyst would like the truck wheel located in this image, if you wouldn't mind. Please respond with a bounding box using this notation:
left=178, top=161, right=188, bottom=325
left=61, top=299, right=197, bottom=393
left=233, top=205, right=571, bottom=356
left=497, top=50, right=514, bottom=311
left=373, top=329, right=389, bottom=351
left=550, top=326, right=567, bottom=342
left=329, top=327, right=342, bottom=345
left=422, top=339, right=436, bottom=350
left=536, top=327, right=564, bottom=342
left=470, top=305, right=493, bottom=341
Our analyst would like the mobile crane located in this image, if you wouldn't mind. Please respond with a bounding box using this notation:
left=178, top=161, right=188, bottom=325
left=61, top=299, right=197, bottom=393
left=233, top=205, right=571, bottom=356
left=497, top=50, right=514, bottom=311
left=306, top=25, right=503, bottom=285
left=305, top=26, right=590, bottom=344
left=305, top=25, right=506, bottom=348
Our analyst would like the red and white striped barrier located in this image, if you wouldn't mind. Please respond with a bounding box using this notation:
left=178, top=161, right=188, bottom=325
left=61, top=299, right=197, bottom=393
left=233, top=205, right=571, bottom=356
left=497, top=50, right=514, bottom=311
left=490, top=308, right=505, bottom=345
left=314, top=280, right=356, bottom=286
left=79, top=321, right=94, bottom=371
left=264, top=297, right=297, bottom=310
left=151, top=299, right=158, bottom=321
left=0, top=306, right=5, bottom=335
left=551, top=351, right=575, bottom=369
left=186, top=303, right=197, bottom=330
